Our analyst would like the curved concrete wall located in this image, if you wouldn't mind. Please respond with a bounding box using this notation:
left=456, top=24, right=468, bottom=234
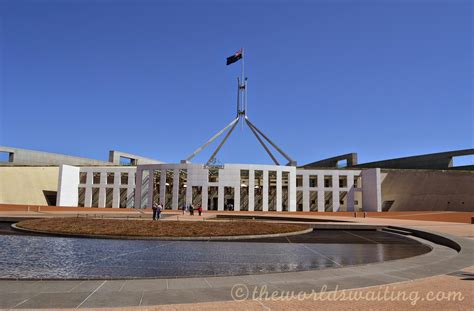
left=381, top=170, right=474, bottom=211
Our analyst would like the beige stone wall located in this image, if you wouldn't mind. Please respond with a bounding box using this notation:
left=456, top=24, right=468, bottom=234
left=381, top=169, right=474, bottom=212
left=0, top=166, right=59, bottom=205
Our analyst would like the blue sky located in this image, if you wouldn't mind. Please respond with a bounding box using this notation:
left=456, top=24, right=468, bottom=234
left=0, top=0, right=472, bottom=165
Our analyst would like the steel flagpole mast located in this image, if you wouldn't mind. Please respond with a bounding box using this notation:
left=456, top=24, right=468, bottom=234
left=241, top=48, right=245, bottom=117
left=242, top=48, right=247, bottom=117
left=241, top=48, right=244, bottom=89
left=240, top=48, right=245, bottom=129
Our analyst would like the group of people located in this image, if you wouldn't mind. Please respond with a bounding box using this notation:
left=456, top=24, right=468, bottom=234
left=151, top=202, right=203, bottom=220
left=182, top=203, right=203, bottom=216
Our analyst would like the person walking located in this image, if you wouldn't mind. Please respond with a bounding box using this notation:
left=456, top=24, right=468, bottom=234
left=197, top=205, right=203, bottom=216
left=152, top=202, right=158, bottom=221
left=157, top=203, right=163, bottom=219
left=189, top=204, right=194, bottom=216
left=182, top=203, right=187, bottom=215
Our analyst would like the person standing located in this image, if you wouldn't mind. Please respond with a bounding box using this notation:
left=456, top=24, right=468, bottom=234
left=197, top=205, right=203, bottom=216
left=157, top=203, right=163, bottom=220
left=189, top=204, right=194, bottom=216
left=152, top=202, right=158, bottom=220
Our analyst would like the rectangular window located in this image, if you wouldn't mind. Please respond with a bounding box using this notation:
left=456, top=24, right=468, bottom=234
left=107, top=172, right=115, bottom=184
left=121, top=172, right=129, bottom=185
left=105, top=188, right=113, bottom=208
left=153, top=170, right=161, bottom=204
left=93, top=173, right=101, bottom=184
left=140, top=170, right=149, bottom=208
left=192, top=186, right=202, bottom=207
left=120, top=188, right=127, bottom=208
left=179, top=169, right=187, bottom=208
left=224, top=187, right=235, bottom=210
left=339, top=176, right=347, bottom=188
left=282, top=171, right=289, bottom=211
left=268, top=171, right=277, bottom=211
left=208, top=186, right=218, bottom=210
left=165, top=169, right=174, bottom=209
left=339, top=191, right=347, bottom=211
left=127, top=189, right=135, bottom=208
left=310, top=191, right=318, bottom=211
left=296, top=190, right=303, bottom=211
left=91, top=188, right=99, bottom=207
left=324, top=176, right=332, bottom=188
left=309, top=175, right=317, bottom=188
left=79, top=172, right=87, bottom=184
left=296, top=175, right=303, bottom=187
left=254, top=170, right=263, bottom=211
left=78, top=188, right=85, bottom=207
left=324, top=191, right=332, bottom=211
left=240, top=170, right=249, bottom=211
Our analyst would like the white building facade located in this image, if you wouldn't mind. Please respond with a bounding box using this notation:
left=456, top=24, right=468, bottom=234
left=57, top=163, right=382, bottom=212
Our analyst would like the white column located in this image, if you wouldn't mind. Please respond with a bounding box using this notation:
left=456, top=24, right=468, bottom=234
left=99, top=172, right=107, bottom=208
left=362, top=168, right=382, bottom=212
left=262, top=170, right=269, bottom=211
left=129, top=171, right=136, bottom=186
left=56, top=165, right=80, bottom=207
left=346, top=173, right=355, bottom=212
left=234, top=185, right=240, bottom=211
left=185, top=184, right=192, bottom=207
left=202, top=185, right=208, bottom=210
left=331, top=173, right=339, bottom=212
left=98, top=189, right=106, bottom=208
left=147, top=169, right=154, bottom=208
left=84, top=171, right=93, bottom=207
left=288, top=169, right=297, bottom=212
left=248, top=170, right=255, bottom=211
left=302, top=174, right=309, bottom=212
left=317, top=191, right=324, bottom=212
left=317, top=173, right=324, bottom=212
left=112, top=172, right=120, bottom=208
left=218, top=186, right=224, bottom=211
left=172, top=169, right=179, bottom=210
left=276, top=170, right=282, bottom=212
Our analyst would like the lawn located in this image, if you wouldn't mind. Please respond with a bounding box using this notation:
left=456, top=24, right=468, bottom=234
left=15, top=218, right=310, bottom=237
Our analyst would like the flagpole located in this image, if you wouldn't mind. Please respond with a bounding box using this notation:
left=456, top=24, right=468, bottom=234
left=241, top=48, right=245, bottom=87
left=241, top=48, right=246, bottom=117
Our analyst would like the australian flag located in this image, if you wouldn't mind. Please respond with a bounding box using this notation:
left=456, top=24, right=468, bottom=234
left=226, top=49, right=243, bottom=65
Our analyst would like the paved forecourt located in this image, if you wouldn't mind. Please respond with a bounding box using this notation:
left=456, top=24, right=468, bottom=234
left=0, top=219, right=472, bottom=309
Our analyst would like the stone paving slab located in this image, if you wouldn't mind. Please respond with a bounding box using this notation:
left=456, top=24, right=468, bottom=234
left=119, top=279, right=168, bottom=292
left=78, top=290, right=143, bottom=308
left=17, top=292, right=91, bottom=309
